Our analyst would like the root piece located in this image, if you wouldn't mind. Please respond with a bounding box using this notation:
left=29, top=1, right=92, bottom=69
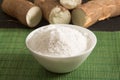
left=60, top=0, right=82, bottom=9
left=1, top=0, right=42, bottom=27
left=34, top=0, right=71, bottom=24
left=72, top=0, right=120, bottom=28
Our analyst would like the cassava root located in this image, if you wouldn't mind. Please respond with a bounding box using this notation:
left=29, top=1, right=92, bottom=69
left=1, top=0, right=42, bottom=27
left=72, top=0, right=120, bottom=28
left=34, top=0, right=71, bottom=24
left=60, top=0, right=82, bottom=9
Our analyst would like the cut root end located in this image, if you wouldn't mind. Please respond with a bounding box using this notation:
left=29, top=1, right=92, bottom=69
left=60, top=0, right=82, bottom=9
left=72, top=9, right=91, bottom=27
left=26, top=6, right=42, bottom=27
left=49, top=6, right=71, bottom=24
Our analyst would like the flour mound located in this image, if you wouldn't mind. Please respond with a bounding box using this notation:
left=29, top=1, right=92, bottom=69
left=30, top=25, right=87, bottom=57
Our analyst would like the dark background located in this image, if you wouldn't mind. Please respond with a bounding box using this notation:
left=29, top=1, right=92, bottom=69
left=0, top=0, right=120, bottom=31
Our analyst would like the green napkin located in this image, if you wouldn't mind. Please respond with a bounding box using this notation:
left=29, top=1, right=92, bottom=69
left=0, top=28, right=119, bottom=80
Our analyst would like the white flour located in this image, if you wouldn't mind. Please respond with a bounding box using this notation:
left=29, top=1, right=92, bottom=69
left=31, top=25, right=87, bottom=57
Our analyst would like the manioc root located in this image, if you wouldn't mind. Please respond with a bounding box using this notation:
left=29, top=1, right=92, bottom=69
left=1, top=0, right=42, bottom=27
left=34, top=0, right=71, bottom=24
left=72, top=0, right=120, bottom=28
left=60, top=0, right=82, bottom=9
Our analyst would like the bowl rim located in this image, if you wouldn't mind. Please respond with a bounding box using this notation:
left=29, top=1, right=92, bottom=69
left=26, top=24, right=97, bottom=59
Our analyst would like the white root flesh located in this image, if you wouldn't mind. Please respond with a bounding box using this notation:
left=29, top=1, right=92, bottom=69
left=60, top=0, right=82, bottom=9
left=49, top=6, right=71, bottom=24
left=26, top=6, right=42, bottom=27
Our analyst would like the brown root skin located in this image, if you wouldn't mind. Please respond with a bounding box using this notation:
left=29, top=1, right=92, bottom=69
left=34, top=0, right=71, bottom=24
left=72, top=0, right=120, bottom=28
left=1, top=0, right=42, bottom=27
left=72, top=1, right=103, bottom=27
left=34, top=0, right=59, bottom=20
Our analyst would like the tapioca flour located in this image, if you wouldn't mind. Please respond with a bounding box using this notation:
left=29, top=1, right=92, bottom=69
left=30, top=25, right=88, bottom=57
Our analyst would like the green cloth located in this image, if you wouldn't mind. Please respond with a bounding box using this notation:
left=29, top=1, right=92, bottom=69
left=0, top=28, right=120, bottom=80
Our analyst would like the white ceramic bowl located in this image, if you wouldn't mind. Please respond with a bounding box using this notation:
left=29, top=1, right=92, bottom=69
left=26, top=24, right=97, bottom=73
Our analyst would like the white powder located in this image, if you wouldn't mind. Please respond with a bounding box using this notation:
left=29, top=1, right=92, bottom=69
left=30, top=25, right=87, bottom=57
